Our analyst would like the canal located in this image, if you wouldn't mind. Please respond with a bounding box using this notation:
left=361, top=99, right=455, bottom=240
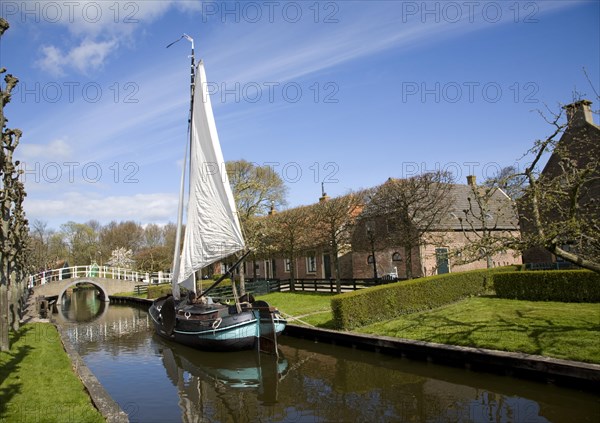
left=56, top=289, right=599, bottom=422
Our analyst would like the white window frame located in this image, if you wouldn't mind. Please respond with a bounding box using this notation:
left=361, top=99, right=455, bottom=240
left=306, top=254, right=317, bottom=273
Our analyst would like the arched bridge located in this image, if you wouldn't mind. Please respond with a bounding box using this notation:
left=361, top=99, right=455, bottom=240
left=29, top=265, right=172, bottom=304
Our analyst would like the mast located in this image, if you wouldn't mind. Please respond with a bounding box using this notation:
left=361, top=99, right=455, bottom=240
left=168, top=34, right=196, bottom=300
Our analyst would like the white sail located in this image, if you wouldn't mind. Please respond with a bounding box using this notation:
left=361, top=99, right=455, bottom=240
left=177, top=60, right=245, bottom=284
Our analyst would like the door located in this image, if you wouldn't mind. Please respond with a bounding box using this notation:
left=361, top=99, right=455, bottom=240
left=435, top=248, right=449, bottom=274
left=323, top=254, right=332, bottom=279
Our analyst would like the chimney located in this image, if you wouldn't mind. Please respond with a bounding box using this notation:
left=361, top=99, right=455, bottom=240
left=466, top=175, right=476, bottom=186
left=563, top=100, right=594, bottom=128
left=268, top=202, right=276, bottom=216
left=319, top=182, right=329, bottom=202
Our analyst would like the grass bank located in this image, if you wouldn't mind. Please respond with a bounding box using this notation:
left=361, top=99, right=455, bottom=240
left=260, top=292, right=600, bottom=364
left=0, top=323, right=105, bottom=423
left=358, top=297, right=600, bottom=364
left=258, top=292, right=335, bottom=327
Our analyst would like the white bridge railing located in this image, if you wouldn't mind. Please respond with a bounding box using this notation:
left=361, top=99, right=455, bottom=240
left=28, top=265, right=173, bottom=288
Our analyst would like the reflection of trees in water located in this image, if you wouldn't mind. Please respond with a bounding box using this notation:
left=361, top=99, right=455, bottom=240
left=62, top=304, right=151, bottom=352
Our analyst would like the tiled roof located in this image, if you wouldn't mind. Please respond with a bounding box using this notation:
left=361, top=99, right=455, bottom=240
left=437, top=184, right=519, bottom=231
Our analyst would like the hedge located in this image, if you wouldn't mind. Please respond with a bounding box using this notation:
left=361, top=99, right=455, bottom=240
left=331, top=267, right=516, bottom=330
left=493, top=270, right=600, bottom=302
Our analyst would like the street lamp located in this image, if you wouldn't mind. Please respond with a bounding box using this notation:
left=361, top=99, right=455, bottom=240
left=365, top=221, right=378, bottom=282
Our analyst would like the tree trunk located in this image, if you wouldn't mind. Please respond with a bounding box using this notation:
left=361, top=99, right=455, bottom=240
left=0, top=284, right=9, bottom=351
left=9, top=282, right=19, bottom=332
left=552, top=244, right=600, bottom=273
left=239, top=262, right=246, bottom=296
left=289, top=255, right=295, bottom=292
left=333, top=249, right=341, bottom=294
left=405, top=247, right=413, bottom=280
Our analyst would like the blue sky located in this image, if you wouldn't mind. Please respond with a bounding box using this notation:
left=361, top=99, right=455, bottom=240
left=1, top=1, right=598, bottom=229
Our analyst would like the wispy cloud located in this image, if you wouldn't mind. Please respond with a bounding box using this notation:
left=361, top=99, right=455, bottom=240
left=18, top=138, right=73, bottom=161
left=25, top=192, right=178, bottom=223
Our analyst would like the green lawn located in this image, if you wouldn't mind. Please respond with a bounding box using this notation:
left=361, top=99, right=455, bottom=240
left=358, top=297, right=600, bottom=364
left=112, top=290, right=147, bottom=299
left=0, top=323, right=105, bottom=423
left=258, top=292, right=335, bottom=327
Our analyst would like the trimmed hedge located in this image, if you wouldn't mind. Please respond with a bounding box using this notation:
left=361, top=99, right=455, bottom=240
left=331, top=267, right=515, bottom=330
left=493, top=270, right=600, bottom=302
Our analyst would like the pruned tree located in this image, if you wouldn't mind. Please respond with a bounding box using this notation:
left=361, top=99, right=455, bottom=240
left=1, top=17, right=29, bottom=350
left=313, top=190, right=365, bottom=293
left=516, top=98, right=600, bottom=272
left=364, top=172, right=454, bottom=279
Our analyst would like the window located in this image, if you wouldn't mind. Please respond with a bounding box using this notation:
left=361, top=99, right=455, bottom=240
left=367, top=255, right=375, bottom=264
left=386, top=218, right=398, bottom=233
left=284, top=259, right=291, bottom=272
left=306, top=254, right=317, bottom=273
left=392, top=252, right=402, bottom=262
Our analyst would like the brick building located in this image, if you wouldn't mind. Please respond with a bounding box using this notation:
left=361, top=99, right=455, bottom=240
left=351, top=177, right=521, bottom=279
left=248, top=176, right=520, bottom=281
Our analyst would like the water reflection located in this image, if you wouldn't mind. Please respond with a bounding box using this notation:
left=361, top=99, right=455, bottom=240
left=60, top=287, right=106, bottom=322
left=156, top=337, right=288, bottom=421
left=59, top=298, right=599, bottom=422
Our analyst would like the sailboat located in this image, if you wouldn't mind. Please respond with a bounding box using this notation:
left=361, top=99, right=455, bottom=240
left=149, top=35, right=286, bottom=352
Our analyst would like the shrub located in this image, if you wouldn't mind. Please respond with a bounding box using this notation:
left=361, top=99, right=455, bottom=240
left=493, top=270, right=600, bottom=302
left=331, top=267, right=515, bottom=330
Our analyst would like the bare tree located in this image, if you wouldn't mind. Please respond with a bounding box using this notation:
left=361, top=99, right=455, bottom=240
left=517, top=98, right=600, bottom=272
left=226, top=160, right=287, bottom=293
left=364, top=172, right=454, bottom=279
left=267, top=205, right=312, bottom=290
left=314, top=190, right=365, bottom=293
left=455, top=181, right=520, bottom=268
left=484, top=165, right=527, bottom=200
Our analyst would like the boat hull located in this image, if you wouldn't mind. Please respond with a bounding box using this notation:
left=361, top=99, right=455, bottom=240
left=149, top=296, right=286, bottom=352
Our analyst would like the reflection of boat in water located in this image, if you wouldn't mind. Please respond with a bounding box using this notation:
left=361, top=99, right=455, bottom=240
left=154, top=335, right=288, bottom=421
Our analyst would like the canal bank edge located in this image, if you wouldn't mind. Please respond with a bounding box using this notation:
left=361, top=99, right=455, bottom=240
left=111, top=296, right=600, bottom=390
left=54, top=325, right=129, bottom=423
left=285, top=324, right=600, bottom=390
left=21, top=294, right=129, bottom=422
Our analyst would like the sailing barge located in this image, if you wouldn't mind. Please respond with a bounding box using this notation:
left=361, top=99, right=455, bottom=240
left=149, top=35, right=286, bottom=353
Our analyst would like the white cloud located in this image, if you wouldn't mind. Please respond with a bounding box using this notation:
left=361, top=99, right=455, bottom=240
left=32, top=1, right=183, bottom=76
left=37, top=38, right=118, bottom=76
left=37, top=45, right=66, bottom=77
left=68, top=38, right=118, bottom=74
left=25, top=192, right=178, bottom=224
left=18, top=138, right=73, bottom=161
